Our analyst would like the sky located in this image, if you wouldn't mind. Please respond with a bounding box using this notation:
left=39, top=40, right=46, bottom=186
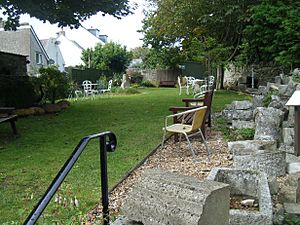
left=18, top=0, right=147, bottom=50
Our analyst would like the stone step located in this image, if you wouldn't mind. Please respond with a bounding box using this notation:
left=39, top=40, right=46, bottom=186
left=121, top=169, right=230, bottom=225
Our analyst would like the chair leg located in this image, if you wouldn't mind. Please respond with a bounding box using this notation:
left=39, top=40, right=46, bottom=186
left=198, top=129, right=211, bottom=162
left=161, top=129, right=166, bottom=148
left=183, top=132, right=196, bottom=160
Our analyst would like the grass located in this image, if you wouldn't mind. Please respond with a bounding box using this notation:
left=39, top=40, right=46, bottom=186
left=0, top=88, right=250, bottom=224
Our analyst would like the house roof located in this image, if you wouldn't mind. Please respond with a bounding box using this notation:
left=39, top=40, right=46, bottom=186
left=0, top=24, right=50, bottom=61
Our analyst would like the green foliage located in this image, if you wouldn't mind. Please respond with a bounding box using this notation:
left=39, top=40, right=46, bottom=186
left=243, top=1, right=300, bottom=67
left=81, top=42, right=132, bottom=74
left=292, top=75, right=300, bottom=84
left=0, top=76, right=37, bottom=108
left=0, top=0, right=132, bottom=30
left=141, top=80, right=156, bottom=87
left=141, top=0, right=259, bottom=69
left=262, top=90, right=279, bottom=107
left=36, top=66, right=71, bottom=104
left=284, top=214, right=300, bottom=225
left=215, top=118, right=255, bottom=141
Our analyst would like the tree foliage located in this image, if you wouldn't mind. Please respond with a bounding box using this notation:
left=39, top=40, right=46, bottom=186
left=141, top=0, right=259, bottom=69
left=0, top=0, right=132, bottom=30
left=81, top=42, right=132, bottom=74
left=242, top=0, right=300, bottom=68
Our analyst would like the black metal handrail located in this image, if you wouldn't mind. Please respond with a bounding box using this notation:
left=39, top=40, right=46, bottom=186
left=24, top=131, right=117, bottom=225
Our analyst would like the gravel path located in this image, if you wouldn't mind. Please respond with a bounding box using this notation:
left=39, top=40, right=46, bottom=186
left=87, top=129, right=232, bottom=224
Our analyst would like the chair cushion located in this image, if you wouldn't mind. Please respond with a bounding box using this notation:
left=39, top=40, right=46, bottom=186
left=165, top=124, right=192, bottom=133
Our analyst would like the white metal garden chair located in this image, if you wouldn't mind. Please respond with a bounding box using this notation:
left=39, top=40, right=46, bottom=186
left=100, top=79, right=113, bottom=94
left=161, top=106, right=211, bottom=161
left=82, top=80, right=98, bottom=97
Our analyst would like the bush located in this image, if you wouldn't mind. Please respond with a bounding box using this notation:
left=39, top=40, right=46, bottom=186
left=141, top=80, right=155, bottom=87
left=37, top=66, right=71, bottom=104
left=230, top=128, right=255, bottom=141
left=0, top=76, right=38, bottom=108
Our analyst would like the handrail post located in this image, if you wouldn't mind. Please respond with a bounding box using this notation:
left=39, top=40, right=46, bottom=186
left=100, top=135, right=109, bottom=225
left=23, top=131, right=117, bottom=225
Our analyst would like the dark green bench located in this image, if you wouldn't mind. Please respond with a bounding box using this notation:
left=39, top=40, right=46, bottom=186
left=0, top=107, right=18, bottom=135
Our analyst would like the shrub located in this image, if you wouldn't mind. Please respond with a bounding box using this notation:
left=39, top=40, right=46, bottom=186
left=0, top=76, right=38, bottom=108
left=141, top=80, right=155, bottom=87
left=37, top=66, right=71, bottom=104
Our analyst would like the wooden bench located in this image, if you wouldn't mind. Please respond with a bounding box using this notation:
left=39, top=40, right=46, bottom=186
left=0, top=107, right=18, bottom=135
left=159, top=80, right=176, bottom=87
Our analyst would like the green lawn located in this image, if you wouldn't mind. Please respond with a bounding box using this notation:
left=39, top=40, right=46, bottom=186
left=0, top=88, right=250, bottom=224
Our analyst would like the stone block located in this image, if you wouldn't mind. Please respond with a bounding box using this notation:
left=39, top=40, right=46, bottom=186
left=232, top=109, right=253, bottom=121
left=121, top=169, right=230, bottom=225
left=232, top=120, right=255, bottom=129
left=207, top=168, right=273, bottom=225
left=268, top=177, right=279, bottom=195
left=279, top=186, right=299, bottom=203
left=233, top=150, right=286, bottom=177
left=252, top=95, right=264, bottom=108
left=279, top=144, right=295, bottom=154
left=284, top=203, right=300, bottom=216
left=283, top=128, right=294, bottom=146
left=286, top=154, right=300, bottom=164
left=253, top=107, right=284, bottom=142
left=258, top=86, right=267, bottom=95
left=232, top=100, right=253, bottom=110
left=228, top=140, right=277, bottom=154
left=287, top=162, right=300, bottom=174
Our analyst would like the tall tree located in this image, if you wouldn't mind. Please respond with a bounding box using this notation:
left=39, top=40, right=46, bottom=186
left=242, top=0, right=300, bottom=68
left=0, top=0, right=133, bottom=30
left=141, top=0, right=260, bottom=68
left=82, top=42, right=132, bottom=74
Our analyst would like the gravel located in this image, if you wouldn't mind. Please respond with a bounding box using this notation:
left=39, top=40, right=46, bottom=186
left=86, top=129, right=232, bottom=224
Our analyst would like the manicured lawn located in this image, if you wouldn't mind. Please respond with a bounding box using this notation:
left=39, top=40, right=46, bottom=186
left=0, top=88, right=250, bottom=224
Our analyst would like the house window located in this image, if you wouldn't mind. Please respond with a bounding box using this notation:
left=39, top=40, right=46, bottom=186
left=35, top=52, right=43, bottom=65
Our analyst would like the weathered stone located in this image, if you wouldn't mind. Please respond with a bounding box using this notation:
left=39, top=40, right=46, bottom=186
left=268, top=177, right=279, bottom=195
left=283, top=128, right=294, bottom=146
left=267, top=82, right=280, bottom=91
left=232, top=100, right=253, bottom=110
left=15, top=108, right=36, bottom=117
left=207, top=168, right=272, bottom=225
left=122, top=169, right=230, bottom=225
left=228, top=140, right=277, bottom=154
left=287, top=162, right=300, bottom=174
left=56, top=100, right=71, bottom=109
left=279, top=186, right=299, bottom=203
left=111, top=216, right=135, bottom=225
left=286, top=173, right=300, bottom=187
left=278, top=85, right=289, bottom=96
left=274, top=76, right=282, bottom=84
left=279, top=145, right=294, bottom=155
left=233, top=150, right=286, bottom=177
left=252, top=95, right=264, bottom=108
left=231, top=120, right=255, bottom=129
left=42, top=103, right=61, bottom=113
left=258, top=86, right=267, bottom=95
left=253, top=107, right=284, bottom=141
left=268, top=100, right=284, bottom=110
left=286, top=154, right=300, bottom=164
left=284, top=203, right=300, bottom=216
left=284, top=83, right=297, bottom=97
left=222, top=108, right=234, bottom=123
left=232, top=109, right=253, bottom=121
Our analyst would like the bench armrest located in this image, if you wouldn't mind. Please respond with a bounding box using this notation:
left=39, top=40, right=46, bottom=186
left=0, top=107, right=15, bottom=115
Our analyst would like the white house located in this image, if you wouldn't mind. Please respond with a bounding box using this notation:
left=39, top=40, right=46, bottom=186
left=41, top=26, right=106, bottom=70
